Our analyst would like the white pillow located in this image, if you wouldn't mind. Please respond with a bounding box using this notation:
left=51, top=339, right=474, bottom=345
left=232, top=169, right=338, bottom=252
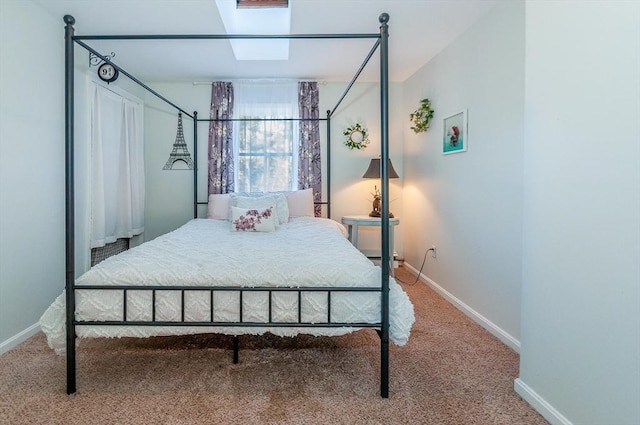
left=230, top=193, right=289, bottom=224
left=230, top=206, right=277, bottom=232
left=207, top=193, right=230, bottom=220
left=285, top=189, right=315, bottom=217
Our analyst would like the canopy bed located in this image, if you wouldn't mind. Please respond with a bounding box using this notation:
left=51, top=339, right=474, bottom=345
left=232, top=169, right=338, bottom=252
left=53, top=13, right=409, bottom=399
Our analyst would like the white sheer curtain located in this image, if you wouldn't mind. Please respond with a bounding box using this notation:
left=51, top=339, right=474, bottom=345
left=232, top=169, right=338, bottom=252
left=90, top=84, right=144, bottom=248
left=233, top=81, right=299, bottom=192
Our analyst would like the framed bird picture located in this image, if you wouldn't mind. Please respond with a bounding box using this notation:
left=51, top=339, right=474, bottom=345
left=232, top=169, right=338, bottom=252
left=442, top=110, right=467, bottom=154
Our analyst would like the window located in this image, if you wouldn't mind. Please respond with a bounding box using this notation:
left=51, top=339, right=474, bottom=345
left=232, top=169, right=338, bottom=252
left=233, top=81, right=298, bottom=192
left=236, top=118, right=295, bottom=192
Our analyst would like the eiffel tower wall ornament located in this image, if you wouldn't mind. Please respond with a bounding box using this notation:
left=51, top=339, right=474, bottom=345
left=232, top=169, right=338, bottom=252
left=163, top=113, right=194, bottom=170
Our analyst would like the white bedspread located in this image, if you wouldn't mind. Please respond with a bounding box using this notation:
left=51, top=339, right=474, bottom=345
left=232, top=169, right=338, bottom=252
left=40, top=217, right=415, bottom=354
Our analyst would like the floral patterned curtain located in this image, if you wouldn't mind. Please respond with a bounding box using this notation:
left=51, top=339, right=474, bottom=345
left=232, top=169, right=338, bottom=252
left=298, top=82, right=322, bottom=216
left=208, top=82, right=234, bottom=194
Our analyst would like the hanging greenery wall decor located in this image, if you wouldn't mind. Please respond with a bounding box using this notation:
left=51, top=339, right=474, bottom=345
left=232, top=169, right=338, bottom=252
left=409, top=98, right=435, bottom=133
left=343, top=123, right=370, bottom=150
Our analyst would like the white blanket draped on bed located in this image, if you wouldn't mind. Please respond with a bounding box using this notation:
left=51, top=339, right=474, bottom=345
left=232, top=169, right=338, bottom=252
left=41, top=217, right=415, bottom=354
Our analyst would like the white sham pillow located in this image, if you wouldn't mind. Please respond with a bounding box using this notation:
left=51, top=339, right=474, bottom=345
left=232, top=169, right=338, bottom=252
left=230, top=206, right=277, bottom=232
left=207, top=193, right=230, bottom=220
left=285, top=189, right=315, bottom=217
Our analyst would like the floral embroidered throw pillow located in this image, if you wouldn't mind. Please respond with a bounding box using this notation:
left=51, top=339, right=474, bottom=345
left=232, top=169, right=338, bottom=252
left=230, top=206, right=276, bottom=232
left=230, top=193, right=288, bottom=224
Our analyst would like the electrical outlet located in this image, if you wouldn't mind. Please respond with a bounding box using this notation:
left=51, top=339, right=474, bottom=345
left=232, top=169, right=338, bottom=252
left=431, top=245, right=437, bottom=259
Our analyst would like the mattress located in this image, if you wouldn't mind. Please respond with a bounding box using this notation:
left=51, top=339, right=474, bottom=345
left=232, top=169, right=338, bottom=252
left=40, top=217, right=415, bottom=354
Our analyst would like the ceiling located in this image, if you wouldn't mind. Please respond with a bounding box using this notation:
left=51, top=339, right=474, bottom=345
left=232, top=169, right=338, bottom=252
left=34, top=0, right=498, bottom=83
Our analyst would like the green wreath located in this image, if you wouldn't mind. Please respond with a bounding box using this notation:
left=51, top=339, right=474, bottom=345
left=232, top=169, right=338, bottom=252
left=343, top=123, right=370, bottom=150
left=409, top=98, right=435, bottom=133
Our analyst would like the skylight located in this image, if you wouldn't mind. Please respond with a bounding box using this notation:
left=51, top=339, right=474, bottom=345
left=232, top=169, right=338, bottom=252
left=215, top=0, right=291, bottom=61
left=236, top=0, right=288, bottom=8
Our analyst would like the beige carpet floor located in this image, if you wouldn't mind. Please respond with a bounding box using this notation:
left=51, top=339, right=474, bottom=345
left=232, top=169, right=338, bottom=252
left=0, top=267, right=547, bottom=425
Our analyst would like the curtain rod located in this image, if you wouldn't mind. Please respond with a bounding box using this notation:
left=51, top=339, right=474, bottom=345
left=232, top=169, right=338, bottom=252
left=197, top=117, right=328, bottom=122
left=191, top=80, right=329, bottom=86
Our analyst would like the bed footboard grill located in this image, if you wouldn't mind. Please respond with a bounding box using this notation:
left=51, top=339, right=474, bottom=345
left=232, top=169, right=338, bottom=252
left=74, top=285, right=383, bottom=365
left=74, top=285, right=382, bottom=328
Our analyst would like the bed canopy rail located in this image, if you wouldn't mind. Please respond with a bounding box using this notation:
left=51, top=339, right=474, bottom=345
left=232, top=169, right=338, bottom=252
left=74, top=35, right=381, bottom=221
left=73, top=33, right=381, bottom=41
left=63, top=13, right=392, bottom=397
left=328, top=38, right=381, bottom=119
left=73, top=38, right=194, bottom=119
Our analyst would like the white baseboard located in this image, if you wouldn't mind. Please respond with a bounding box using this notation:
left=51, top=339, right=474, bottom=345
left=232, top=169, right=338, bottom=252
left=0, top=322, right=40, bottom=355
left=514, top=378, right=573, bottom=425
left=403, top=262, right=521, bottom=353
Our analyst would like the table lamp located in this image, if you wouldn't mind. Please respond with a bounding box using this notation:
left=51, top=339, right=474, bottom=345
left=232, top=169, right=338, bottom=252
left=362, top=157, right=399, bottom=218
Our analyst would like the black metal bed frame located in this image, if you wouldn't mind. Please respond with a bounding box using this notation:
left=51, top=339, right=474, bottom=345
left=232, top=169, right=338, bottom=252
left=63, top=13, right=393, bottom=397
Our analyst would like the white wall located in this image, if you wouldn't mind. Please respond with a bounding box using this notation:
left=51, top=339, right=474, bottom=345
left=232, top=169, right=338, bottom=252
left=142, top=83, right=210, bottom=241
left=0, top=1, right=149, bottom=350
left=0, top=1, right=65, bottom=349
left=517, top=2, right=640, bottom=424
left=142, top=81, right=405, bottom=256
left=321, top=82, right=404, bottom=257
left=401, top=1, right=525, bottom=347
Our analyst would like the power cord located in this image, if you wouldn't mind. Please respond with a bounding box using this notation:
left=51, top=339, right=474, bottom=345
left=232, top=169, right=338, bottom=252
left=393, top=247, right=435, bottom=286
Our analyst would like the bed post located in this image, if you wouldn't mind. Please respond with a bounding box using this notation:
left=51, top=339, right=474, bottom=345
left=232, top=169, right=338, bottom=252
left=63, top=14, right=77, bottom=395
left=193, top=111, right=198, bottom=219
left=379, top=12, right=390, bottom=399
left=326, top=109, right=331, bottom=219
